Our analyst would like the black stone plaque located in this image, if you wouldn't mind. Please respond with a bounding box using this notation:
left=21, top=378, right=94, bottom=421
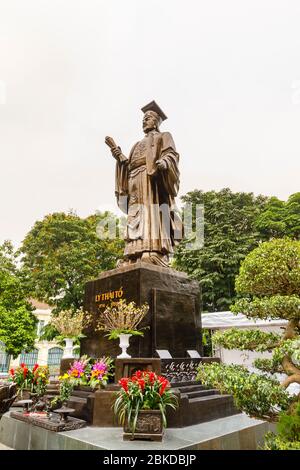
left=82, top=262, right=202, bottom=359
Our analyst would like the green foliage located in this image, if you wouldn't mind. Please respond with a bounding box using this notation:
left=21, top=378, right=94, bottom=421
left=253, top=358, right=283, bottom=374
left=212, top=328, right=281, bottom=352
left=277, top=402, right=300, bottom=441
left=174, top=188, right=267, bottom=311
left=232, top=295, right=300, bottom=321
left=0, top=242, right=37, bottom=358
left=235, top=238, right=300, bottom=297
left=0, top=305, right=37, bottom=358
left=196, top=362, right=292, bottom=420
left=232, top=238, right=300, bottom=324
left=19, top=211, right=124, bottom=312
left=272, top=338, right=300, bottom=364
left=107, top=329, right=144, bottom=340
left=51, top=378, right=74, bottom=410
left=256, top=193, right=300, bottom=240
left=263, top=434, right=300, bottom=450
left=39, top=322, right=59, bottom=341
left=202, top=329, right=213, bottom=356
left=264, top=402, right=300, bottom=450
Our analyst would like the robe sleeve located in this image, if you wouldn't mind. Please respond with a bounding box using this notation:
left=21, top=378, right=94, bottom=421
left=158, top=132, right=180, bottom=198
left=115, top=143, right=138, bottom=214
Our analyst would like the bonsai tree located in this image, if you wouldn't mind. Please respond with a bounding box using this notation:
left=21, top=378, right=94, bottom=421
left=197, top=239, right=300, bottom=435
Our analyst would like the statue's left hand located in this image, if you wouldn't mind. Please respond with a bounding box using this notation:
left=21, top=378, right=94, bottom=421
left=105, top=136, right=117, bottom=149
left=156, top=159, right=167, bottom=171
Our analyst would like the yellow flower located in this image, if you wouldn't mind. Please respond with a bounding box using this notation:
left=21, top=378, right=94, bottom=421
left=59, top=373, right=69, bottom=381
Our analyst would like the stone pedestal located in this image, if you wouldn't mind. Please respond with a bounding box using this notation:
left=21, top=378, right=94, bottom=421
left=81, top=262, right=202, bottom=359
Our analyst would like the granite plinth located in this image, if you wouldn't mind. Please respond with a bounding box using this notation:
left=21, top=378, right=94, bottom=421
left=0, top=411, right=276, bottom=450
left=82, top=262, right=202, bottom=359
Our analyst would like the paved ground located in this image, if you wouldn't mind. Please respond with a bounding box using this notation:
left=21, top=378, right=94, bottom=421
left=0, top=443, right=12, bottom=450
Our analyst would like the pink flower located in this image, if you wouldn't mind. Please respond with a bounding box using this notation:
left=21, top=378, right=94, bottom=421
left=68, top=361, right=85, bottom=378
left=91, top=361, right=107, bottom=378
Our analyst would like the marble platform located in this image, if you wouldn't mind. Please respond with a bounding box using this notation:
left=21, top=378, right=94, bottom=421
left=0, top=411, right=275, bottom=450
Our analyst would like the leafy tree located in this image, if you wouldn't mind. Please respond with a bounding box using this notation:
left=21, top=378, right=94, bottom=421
left=197, top=238, right=300, bottom=425
left=0, top=242, right=37, bottom=358
left=197, top=363, right=292, bottom=421
left=255, top=192, right=300, bottom=240
left=19, top=211, right=124, bottom=312
left=264, top=402, right=300, bottom=450
left=174, top=188, right=267, bottom=311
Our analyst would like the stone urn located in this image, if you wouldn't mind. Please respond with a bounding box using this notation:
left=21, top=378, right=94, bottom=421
left=62, top=338, right=74, bottom=359
left=123, top=410, right=163, bottom=442
left=117, top=334, right=132, bottom=359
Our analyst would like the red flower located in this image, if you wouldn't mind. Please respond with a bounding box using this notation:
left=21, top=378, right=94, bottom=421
left=9, top=368, right=14, bottom=376
left=134, top=370, right=143, bottom=379
left=119, top=378, right=129, bottom=393
left=158, top=377, right=169, bottom=396
left=148, top=372, right=156, bottom=385
left=20, top=363, right=25, bottom=368
left=137, top=379, right=145, bottom=391
left=23, top=367, right=28, bottom=379
left=33, top=363, right=39, bottom=372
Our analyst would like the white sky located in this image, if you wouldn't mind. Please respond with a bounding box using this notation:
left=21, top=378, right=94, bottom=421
left=0, top=0, right=299, bottom=246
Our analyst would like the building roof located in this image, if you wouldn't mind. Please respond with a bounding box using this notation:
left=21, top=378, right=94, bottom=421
left=29, top=298, right=52, bottom=313
left=201, top=311, right=287, bottom=329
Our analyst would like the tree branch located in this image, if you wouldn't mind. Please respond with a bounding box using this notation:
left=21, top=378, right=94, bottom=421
left=283, top=319, right=299, bottom=340
left=281, top=355, right=300, bottom=389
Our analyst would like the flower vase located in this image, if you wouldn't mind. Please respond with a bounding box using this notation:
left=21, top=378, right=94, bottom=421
left=62, top=338, right=74, bottom=359
left=117, top=334, right=132, bottom=358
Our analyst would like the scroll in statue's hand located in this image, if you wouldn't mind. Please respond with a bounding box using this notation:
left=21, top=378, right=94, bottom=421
left=156, top=159, right=167, bottom=171
left=105, top=136, right=122, bottom=159
left=105, top=136, right=117, bottom=149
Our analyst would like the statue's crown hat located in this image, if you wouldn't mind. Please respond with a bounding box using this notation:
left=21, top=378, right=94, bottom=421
left=141, top=100, right=167, bottom=122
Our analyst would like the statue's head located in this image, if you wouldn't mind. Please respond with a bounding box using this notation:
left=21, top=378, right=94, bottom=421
left=141, top=100, right=167, bottom=134
left=143, top=110, right=161, bottom=133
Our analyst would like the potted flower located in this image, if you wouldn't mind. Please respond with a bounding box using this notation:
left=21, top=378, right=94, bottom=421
left=114, top=370, right=178, bottom=441
left=53, top=355, right=114, bottom=408
left=48, top=309, right=89, bottom=358
left=8, top=363, right=49, bottom=399
left=97, top=300, right=149, bottom=358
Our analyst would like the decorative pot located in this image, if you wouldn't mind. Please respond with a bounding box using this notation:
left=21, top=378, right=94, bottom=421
left=117, top=334, right=132, bottom=359
left=62, top=338, right=74, bottom=359
left=123, top=410, right=163, bottom=442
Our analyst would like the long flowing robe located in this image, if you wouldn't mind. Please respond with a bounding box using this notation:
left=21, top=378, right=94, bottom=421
left=115, top=130, right=182, bottom=258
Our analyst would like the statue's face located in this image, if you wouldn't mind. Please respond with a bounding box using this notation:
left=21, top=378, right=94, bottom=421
left=143, top=112, right=158, bottom=133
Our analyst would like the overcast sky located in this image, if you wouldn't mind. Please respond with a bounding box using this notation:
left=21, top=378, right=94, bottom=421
left=0, top=0, right=299, bottom=246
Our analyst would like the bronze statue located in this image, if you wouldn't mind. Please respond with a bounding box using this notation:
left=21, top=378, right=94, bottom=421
left=105, top=101, right=182, bottom=267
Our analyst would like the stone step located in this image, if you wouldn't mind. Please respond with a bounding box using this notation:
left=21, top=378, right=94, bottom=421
left=185, top=389, right=218, bottom=399
left=189, top=394, right=232, bottom=404
left=71, top=390, right=94, bottom=398
left=68, top=396, right=87, bottom=404
left=170, top=381, right=199, bottom=388
left=184, top=394, right=238, bottom=426
left=176, top=385, right=206, bottom=393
